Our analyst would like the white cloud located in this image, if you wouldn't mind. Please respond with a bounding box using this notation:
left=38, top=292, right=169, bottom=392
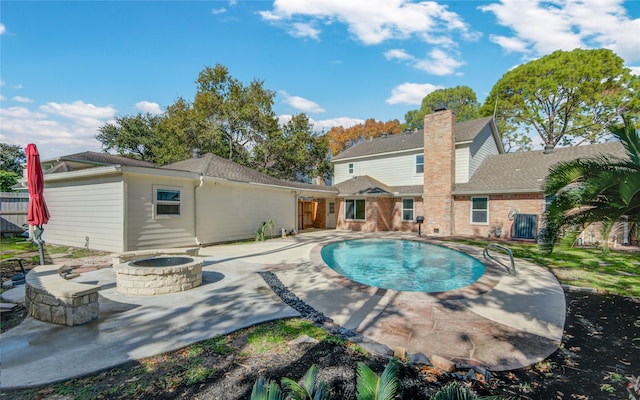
left=278, top=114, right=362, bottom=133
left=487, top=35, right=528, bottom=53
left=280, top=91, right=325, bottom=113
left=384, top=49, right=413, bottom=61
left=290, top=22, right=321, bottom=39
left=0, top=23, right=5, bottom=35
left=310, top=117, right=364, bottom=132
left=413, top=48, right=464, bottom=75
left=0, top=106, right=47, bottom=119
left=0, top=101, right=117, bottom=159
left=211, top=8, right=227, bottom=15
left=385, top=47, right=463, bottom=76
left=135, top=101, right=163, bottom=114
left=0, top=95, right=5, bottom=101
left=260, top=0, right=476, bottom=46
left=12, top=96, right=33, bottom=103
left=13, top=84, right=23, bottom=89
left=40, top=101, right=116, bottom=127
left=629, top=66, right=640, bottom=76
left=386, top=82, right=443, bottom=105
left=480, top=0, right=640, bottom=63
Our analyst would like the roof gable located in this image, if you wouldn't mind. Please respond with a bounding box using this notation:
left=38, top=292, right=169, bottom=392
left=334, top=176, right=423, bottom=196
left=332, top=116, right=497, bottom=161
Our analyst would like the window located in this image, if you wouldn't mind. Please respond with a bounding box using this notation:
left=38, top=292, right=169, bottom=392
left=348, top=163, right=354, bottom=175
left=345, top=199, right=365, bottom=220
left=415, top=155, right=424, bottom=174
left=329, top=202, right=335, bottom=214
left=402, top=198, right=414, bottom=221
left=471, top=197, right=488, bottom=224
left=155, top=187, right=181, bottom=216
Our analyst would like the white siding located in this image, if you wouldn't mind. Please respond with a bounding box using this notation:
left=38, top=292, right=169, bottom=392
left=469, top=124, right=499, bottom=176
left=125, top=173, right=198, bottom=250
left=455, top=146, right=470, bottom=183
left=196, top=180, right=295, bottom=244
left=43, top=176, right=125, bottom=252
left=333, top=151, right=424, bottom=186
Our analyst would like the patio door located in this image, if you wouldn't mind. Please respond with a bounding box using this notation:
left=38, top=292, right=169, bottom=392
left=326, top=201, right=336, bottom=228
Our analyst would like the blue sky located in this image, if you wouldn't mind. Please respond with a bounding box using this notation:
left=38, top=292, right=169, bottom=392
left=1, top=0, right=639, bottom=160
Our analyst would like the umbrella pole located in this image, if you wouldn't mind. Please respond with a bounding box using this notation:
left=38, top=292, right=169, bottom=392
left=34, top=225, right=45, bottom=265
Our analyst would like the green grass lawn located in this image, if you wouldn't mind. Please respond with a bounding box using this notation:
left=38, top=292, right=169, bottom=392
left=450, top=238, right=640, bottom=298
left=0, top=237, right=107, bottom=263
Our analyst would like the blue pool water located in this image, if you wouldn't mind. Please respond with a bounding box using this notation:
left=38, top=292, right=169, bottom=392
left=320, top=239, right=485, bottom=292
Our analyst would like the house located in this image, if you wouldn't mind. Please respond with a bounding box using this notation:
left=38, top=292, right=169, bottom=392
left=38, top=151, right=336, bottom=252
left=330, top=109, right=628, bottom=242
left=37, top=110, right=629, bottom=252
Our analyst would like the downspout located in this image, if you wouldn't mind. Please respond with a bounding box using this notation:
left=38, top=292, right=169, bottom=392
left=194, top=174, right=204, bottom=246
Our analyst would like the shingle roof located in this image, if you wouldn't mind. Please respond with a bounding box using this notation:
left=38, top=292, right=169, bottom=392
left=43, top=152, right=156, bottom=174
left=163, top=153, right=336, bottom=192
left=453, top=142, right=627, bottom=195
left=50, top=151, right=156, bottom=168
left=334, top=176, right=423, bottom=196
left=332, top=116, right=494, bottom=161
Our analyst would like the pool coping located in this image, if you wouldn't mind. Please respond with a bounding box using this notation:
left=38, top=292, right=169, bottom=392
left=306, top=236, right=506, bottom=302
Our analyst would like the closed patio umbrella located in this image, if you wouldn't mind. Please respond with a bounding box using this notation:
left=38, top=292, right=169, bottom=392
left=26, top=143, right=50, bottom=265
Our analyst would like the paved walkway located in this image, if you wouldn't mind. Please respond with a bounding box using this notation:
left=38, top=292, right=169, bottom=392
left=0, top=231, right=566, bottom=389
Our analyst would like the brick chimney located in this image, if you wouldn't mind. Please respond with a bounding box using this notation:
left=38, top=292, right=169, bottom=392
left=423, top=109, right=455, bottom=236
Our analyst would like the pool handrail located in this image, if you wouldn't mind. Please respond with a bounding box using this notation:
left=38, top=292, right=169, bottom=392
left=483, top=243, right=516, bottom=275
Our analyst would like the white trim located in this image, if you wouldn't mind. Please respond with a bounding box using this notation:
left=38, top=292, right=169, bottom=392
left=344, top=198, right=366, bottom=221
left=470, top=196, right=489, bottom=224
left=154, top=185, right=183, bottom=218
left=402, top=198, right=414, bottom=221
left=415, top=154, right=424, bottom=174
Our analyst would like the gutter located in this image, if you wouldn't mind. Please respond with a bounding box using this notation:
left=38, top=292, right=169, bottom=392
left=452, top=188, right=543, bottom=196
left=194, top=174, right=204, bottom=246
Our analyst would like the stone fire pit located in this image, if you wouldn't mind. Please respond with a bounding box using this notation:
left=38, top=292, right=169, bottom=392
left=114, top=256, right=204, bottom=296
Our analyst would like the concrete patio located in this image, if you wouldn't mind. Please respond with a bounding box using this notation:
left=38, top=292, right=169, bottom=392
left=0, top=231, right=566, bottom=389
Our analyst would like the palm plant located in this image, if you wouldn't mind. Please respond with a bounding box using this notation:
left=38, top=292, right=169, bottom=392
left=543, top=115, right=640, bottom=253
left=281, top=364, right=329, bottom=400
left=251, top=376, right=285, bottom=400
left=430, top=381, right=506, bottom=400
left=355, top=359, right=398, bottom=400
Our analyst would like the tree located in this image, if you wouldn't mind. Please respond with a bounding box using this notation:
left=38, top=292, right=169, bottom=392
left=251, top=114, right=332, bottom=182
left=327, top=119, right=401, bottom=156
left=542, top=115, right=640, bottom=253
left=404, top=86, right=481, bottom=131
left=192, top=64, right=279, bottom=164
left=154, top=97, right=226, bottom=165
left=0, top=170, right=20, bottom=192
left=482, top=48, right=640, bottom=149
left=96, top=113, right=163, bottom=162
left=0, top=143, right=26, bottom=174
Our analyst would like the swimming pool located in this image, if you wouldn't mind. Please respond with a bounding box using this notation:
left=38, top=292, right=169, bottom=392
left=320, top=239, right=485, bottom=292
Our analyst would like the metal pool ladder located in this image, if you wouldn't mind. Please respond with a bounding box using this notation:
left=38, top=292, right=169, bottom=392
left=483, top=244, right=516, bottom=275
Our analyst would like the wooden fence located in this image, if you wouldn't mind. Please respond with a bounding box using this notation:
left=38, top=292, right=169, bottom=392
left=1, top=192, right=29, bottom=236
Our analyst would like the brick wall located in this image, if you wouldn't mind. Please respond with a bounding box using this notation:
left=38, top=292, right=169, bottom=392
left=336, top=197, right=421, bottom=233
left=453, top=193, right=544, bottom=238
left=314, top=199, right=327, bottom=228
left=423, top=109, right=455, bottom=236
